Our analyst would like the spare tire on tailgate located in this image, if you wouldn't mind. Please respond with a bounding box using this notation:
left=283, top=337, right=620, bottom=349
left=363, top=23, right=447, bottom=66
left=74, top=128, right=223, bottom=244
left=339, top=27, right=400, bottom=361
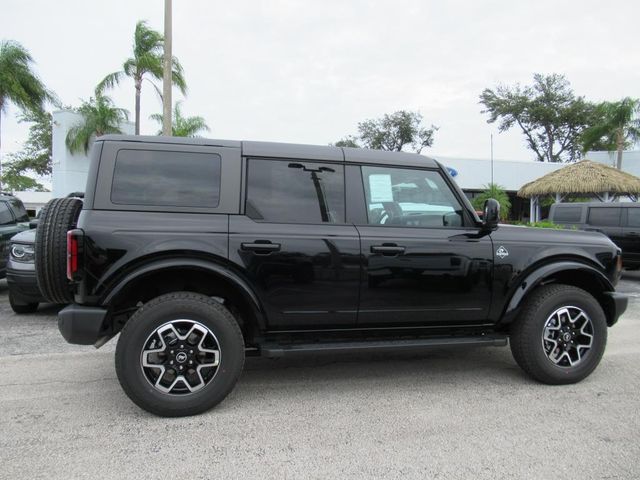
left=35, top=197, right=83, bottom=303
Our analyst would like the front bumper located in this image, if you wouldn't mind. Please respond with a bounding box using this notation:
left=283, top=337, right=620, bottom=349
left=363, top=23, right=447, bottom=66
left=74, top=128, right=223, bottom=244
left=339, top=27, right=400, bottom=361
left=603, top=291, right=628, bottom=326
left=6, top=268, right=45, bottom=304
left=58, top=304, right=109, bottom=346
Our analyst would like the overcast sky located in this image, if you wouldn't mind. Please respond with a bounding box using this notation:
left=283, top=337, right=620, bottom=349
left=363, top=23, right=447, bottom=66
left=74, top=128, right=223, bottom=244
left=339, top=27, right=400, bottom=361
left=2, top=0, right=639, bottom=162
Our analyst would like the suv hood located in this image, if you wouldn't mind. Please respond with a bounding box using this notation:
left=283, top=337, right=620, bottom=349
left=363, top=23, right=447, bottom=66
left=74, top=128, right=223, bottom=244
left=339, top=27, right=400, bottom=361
left=10, top=228, right=36, bottom=244
left=497, top=224, right=617, bottom=248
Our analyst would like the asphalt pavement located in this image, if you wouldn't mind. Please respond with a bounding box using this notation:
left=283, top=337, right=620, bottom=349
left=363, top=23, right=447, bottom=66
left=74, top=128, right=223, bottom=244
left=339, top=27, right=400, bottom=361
left=1, top=275, right=639, bottom=480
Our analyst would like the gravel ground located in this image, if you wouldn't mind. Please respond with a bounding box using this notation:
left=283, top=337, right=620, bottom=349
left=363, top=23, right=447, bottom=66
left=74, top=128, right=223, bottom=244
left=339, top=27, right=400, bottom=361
left=1, top=274, right=639, bottom=480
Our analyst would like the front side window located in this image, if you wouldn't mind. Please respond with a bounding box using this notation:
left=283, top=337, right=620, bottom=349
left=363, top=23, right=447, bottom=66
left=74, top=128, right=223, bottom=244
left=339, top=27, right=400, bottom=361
left=588, top=207, right=621, bottom=227
left=8, top=198, right=29, bottom=222
left=111, top=149, right=221, bottom=208
left=553, top=206, right=582, bottom=223
left=0, top=202, right=14, bottom=225
left=246, top=159, right=345, bottom=224
left=361, top=166, right=464, bottom=227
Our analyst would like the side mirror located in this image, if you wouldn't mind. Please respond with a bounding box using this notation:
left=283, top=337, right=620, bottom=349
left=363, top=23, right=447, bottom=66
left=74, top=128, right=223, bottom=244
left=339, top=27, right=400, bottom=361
left=482, top=199, right=500, bottom=230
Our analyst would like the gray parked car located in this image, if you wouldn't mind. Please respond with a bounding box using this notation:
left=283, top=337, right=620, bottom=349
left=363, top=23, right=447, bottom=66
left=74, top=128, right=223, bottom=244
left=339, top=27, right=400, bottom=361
left=6, top=228, right=44, bottom=313
left=549, top=202, right=640, bottom=269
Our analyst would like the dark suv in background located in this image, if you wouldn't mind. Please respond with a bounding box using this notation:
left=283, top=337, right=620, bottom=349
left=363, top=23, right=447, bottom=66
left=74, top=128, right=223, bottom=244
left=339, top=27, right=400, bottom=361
left=35, top=135, right=627, bottom=417
left=0, top=193, right=31, bottom=278
left=550, top=202, right=640, bottom=269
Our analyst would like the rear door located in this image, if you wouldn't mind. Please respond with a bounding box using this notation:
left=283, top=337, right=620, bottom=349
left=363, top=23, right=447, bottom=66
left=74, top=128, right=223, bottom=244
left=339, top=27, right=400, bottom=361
left=352, top=164, right=494, bottom=326
left=229, top=158, right=360, bottom=329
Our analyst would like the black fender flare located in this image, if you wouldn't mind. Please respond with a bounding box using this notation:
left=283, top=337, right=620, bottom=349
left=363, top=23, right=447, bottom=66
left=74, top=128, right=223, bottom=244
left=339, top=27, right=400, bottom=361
left=502, top=260, right=614, bottom=322
left=101, top=257, right=267, bottom=328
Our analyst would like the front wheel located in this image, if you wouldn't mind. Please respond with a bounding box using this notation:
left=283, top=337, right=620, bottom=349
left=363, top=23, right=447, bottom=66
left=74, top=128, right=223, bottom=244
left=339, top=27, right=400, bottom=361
left=510, top=284, right=607, bottom=385
left=115, top=292, right=245, bottom=417
left=9, top=292, right=39, bottom=314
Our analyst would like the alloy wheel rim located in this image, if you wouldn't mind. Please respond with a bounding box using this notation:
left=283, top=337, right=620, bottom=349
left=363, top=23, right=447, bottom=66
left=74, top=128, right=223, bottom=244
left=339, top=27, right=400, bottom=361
left=541, top=306, right=594, bottom=367
left=140, top=320, right=221, bottom=395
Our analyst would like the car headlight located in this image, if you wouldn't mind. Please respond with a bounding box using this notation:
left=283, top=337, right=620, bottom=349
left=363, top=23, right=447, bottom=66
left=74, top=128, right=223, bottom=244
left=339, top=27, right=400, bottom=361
left=10, top=244, right=35, bottom=263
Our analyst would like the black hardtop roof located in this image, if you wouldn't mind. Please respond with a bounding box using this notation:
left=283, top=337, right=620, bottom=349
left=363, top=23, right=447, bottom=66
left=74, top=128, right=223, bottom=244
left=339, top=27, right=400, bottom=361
left=97, top=134, right=439, bottom=168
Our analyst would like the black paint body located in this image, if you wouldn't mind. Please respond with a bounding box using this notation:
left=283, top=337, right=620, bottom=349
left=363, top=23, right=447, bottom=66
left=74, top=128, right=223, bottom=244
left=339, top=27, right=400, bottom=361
left=63, top=135, right=625, bottom=346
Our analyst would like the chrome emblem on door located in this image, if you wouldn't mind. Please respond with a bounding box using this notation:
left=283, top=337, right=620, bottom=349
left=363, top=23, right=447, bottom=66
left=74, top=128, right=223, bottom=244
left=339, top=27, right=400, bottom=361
left=496, top=246, right=509, bottom=259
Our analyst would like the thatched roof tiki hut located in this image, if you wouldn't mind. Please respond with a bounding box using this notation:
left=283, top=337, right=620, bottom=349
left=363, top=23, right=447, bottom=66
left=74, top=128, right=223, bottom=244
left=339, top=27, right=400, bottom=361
left=517, top=160, right=640, bottom=222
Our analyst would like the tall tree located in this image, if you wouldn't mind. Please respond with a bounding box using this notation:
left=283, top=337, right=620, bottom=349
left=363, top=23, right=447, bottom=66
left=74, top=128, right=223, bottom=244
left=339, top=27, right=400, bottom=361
left=97, top=20, right=186, bottom=135
left=580, top=98, right=640, bottom=169
left=66, top=93, right=129, bottom=154
left=0, top=108, right=52, bottom=191
left=0, top=40, right=53, bottom=188
left=335, top=110, right=437, bottom=153
left=150, top=101, right=210, bottom=137
left=480, top=74, right=593, bottom=163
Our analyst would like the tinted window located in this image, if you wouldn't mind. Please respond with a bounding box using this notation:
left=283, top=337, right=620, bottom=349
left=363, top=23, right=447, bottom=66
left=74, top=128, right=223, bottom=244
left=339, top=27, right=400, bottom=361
left=553, top=206, right=582, bottom=223
left=8, top=198, right=29, bottom=222
left=0, top=202, right=14, bottom=225
left=588, top=207, right=621, bottom=227
left=361, top=166, right=463, bottom=227
left=246, top=160, right=344, bottom=223
left=627, top=208, right=640, bottom=228
left=111, top=149, right=221, bottom=207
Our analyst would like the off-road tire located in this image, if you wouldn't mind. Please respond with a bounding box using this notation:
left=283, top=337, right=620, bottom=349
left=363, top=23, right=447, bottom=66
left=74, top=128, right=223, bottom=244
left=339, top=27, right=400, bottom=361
left=115, top=292, right=245, bottom=417
left=510, top=284, right=607, bottom=385
left=35, top=197, right=83, bottom=304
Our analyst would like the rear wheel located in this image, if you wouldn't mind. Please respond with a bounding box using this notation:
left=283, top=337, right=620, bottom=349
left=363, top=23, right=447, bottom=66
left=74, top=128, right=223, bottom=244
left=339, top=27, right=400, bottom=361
left=115, top=292, right=245, bottom=417
left=35, top=197, right=83, bottom=303
left=510, top=284, right=607, bottom=384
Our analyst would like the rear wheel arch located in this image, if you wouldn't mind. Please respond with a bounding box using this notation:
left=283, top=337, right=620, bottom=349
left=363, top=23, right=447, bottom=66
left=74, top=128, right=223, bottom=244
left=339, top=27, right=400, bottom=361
left=102, top=258, right=267, bottom=343
left=501, top=261, right=615, bottom=326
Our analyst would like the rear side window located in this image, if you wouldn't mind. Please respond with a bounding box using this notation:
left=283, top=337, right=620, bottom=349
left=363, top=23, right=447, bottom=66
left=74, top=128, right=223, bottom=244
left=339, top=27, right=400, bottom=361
left=111, top=149, right=221, bottom=207
left=553, top=206, right=582, bottom=223
left=245, top=159, right=345, bottom=224
left=0, top=202, right=14, bottom=225
left=8, top=198, right=29, bottom=222
left=587, top=207, right=621, bottom=227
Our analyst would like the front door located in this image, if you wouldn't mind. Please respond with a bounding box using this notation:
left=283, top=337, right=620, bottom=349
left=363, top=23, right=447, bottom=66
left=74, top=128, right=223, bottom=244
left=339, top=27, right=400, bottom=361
left=355, top=165, right=494, bottom=326
left=229, top=158, right=360, bottom=329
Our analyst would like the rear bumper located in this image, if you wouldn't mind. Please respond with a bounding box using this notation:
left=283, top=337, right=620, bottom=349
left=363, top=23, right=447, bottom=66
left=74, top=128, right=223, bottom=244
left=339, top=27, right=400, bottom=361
left=603, top=291, right=628, bottom=326
left=58, top=304, right=109, bottom=345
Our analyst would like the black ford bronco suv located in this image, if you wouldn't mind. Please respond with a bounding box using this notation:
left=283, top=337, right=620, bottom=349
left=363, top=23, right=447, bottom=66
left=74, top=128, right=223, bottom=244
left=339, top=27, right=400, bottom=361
left=35, top=135, right=628, bottom=417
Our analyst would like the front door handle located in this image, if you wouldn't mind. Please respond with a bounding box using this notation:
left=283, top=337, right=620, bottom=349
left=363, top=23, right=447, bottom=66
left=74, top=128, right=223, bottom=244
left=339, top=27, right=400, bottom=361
left=241, top=241, right=281, bottom=254
left=371, top=244, right=406, bottom=256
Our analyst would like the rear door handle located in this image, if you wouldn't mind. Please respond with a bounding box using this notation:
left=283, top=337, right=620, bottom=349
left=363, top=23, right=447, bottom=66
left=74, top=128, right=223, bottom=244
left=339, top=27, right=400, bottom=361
left=628, top=232, right=639, bottom=236
left=241, top=241, right=281, bottom=254
left=371, top=244, right=406, bottom=256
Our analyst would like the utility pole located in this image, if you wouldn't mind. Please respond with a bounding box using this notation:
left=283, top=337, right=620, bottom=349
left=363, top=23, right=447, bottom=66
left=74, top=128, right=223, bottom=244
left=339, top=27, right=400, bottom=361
left=162, top=0, right=173, bottom=136
left=490, top=133, right=494, bottom=185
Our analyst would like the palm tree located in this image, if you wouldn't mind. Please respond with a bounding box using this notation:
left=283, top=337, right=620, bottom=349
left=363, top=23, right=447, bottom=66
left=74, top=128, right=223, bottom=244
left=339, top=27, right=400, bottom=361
left=150, top=101, right=210, bottom=137
left=0, top=40, right=53, bottom=187
left=581, top=98, right=640, bottom=169
left=97, top=20, right=187, bottom=135
left=66, top=92, right=129, bottom=154
left=472, top=183, right=511, bottom=221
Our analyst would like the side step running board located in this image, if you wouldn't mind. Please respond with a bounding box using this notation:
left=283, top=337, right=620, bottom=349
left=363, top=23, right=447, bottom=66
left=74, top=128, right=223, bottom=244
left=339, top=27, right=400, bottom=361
left=261, top=335, right=508, bottom=358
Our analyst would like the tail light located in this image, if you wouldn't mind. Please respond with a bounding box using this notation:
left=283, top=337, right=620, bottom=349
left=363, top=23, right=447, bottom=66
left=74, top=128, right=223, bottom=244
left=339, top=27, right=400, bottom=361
left=66, top=229, right=83, bottom=281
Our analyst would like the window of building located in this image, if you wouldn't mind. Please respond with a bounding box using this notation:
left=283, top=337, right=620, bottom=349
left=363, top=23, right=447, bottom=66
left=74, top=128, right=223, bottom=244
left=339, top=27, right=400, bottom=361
left=246, top=159, right=345, bottom=224
left=111, top=149, right=221, bottom=208
left=553, top=206, right=582, bottom=223
left=587, top=207, right=621, bottom=227
left=361, top=166, right=464, bottom=227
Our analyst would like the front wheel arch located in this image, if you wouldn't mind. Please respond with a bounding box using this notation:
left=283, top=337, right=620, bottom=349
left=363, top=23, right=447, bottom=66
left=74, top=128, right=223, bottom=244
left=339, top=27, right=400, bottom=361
left=501, top=262, right=615, bottom=326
